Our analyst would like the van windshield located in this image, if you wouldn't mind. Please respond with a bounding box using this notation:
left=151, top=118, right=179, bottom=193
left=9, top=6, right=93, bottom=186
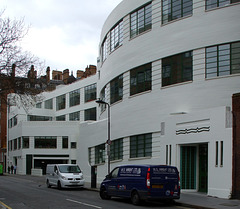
left=58, top=165, right=81, bottom=173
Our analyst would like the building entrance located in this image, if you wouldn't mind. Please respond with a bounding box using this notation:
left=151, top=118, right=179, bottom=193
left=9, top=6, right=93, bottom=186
left=180, top=144, right=208, bottom=192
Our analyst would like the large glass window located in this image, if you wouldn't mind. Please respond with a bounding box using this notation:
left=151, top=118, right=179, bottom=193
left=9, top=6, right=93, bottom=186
left=130, top=133, right=152, bottom=158
left=69, top=111, right=80, bottom=121
left=162, top=0, right=193, bottom=24
left=100, top=86, right=107, bottom=112
left=130, top=3, right=152, bottom=38
left=34, top=136, right=57, bottom=149
left=162, top=51, right=193, bottom=87
left=110, top=138, right=123, bottom=161
left=110, top=20, right=123, bottom=52
left=44, top=99, right=53, bottom=109
left=85, top=83, right=96, bottom=103
left=85, top=108, right=96, bottom=121
left=130, top=63, right=152, bottom=96
left=56, top=115, right=66, bottom=121
left=206, top=0, right=240, bottom=10
left=206, top=42, right=240, bottom=78
left=56, top=94, right=66, bottom=111
left=69, top=89, right=80, bottom=107
left=110, top=74, right=123, bottom=104
left=95, top=144, right=105, bottom=164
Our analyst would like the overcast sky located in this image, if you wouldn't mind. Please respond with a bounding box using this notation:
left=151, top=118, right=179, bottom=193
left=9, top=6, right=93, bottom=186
left=1, top=0, right=122, bottom=76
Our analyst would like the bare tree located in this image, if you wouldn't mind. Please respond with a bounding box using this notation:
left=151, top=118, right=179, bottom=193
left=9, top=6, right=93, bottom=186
left=0, top=11, right=45, bottom=108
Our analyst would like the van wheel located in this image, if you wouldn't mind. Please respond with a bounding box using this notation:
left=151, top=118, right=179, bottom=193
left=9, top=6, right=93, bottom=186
left=57, top=181, right=62, bottom=190
left=131, top=191, right=141, bottom=205
left=46, top=180, right=51, bottom=188
left=100, top=187, right=111, bottom=200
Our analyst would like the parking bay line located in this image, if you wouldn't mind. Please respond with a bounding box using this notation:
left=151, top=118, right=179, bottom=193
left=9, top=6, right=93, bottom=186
left=66, top=199, right=102, bottom=209
left=0, top=201, right=12, bottom=209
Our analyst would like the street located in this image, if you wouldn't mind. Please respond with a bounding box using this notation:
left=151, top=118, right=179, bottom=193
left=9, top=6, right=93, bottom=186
left=0, top=174, right=192, bottom=209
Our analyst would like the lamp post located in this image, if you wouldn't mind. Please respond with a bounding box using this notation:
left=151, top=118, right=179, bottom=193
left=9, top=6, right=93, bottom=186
left=95, top=99, right=111, bottom=174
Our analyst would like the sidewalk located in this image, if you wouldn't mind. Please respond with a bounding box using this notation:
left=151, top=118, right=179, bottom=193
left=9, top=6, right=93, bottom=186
left=2, top=174, right=240, bottom=209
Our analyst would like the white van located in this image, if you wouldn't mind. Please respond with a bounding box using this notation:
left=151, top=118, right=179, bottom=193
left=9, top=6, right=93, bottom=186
left=46, top=164, right=85, bottom=189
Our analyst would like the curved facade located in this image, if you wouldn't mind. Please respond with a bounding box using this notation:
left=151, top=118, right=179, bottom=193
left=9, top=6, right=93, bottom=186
left=91, top=0, right=240, bottom=199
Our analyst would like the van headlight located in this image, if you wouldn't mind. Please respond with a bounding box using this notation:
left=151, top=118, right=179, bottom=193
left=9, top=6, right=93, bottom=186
left=60, top=175, right=67, bottom=180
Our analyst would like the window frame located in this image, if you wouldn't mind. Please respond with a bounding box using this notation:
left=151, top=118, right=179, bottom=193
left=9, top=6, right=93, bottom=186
left=95, top=144, right=106, bottom=164
left=69, top=89, right=80, bottom=107
left=85, top=83, right=97, bottom=103
left=56, top=94, right=66, bottom=111
left=110, top=74, right=123, bottom=104
left=110, top=138, right=123, bottom=161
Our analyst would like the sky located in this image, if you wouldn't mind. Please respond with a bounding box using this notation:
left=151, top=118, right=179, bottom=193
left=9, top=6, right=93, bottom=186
left=0, top=0, right=122, bottom=76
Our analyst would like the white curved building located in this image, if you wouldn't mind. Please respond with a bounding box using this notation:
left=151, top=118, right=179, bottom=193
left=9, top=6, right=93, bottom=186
left=7, top=0, right=240, bottom=199
left=84, top=0, right=240, bottom=199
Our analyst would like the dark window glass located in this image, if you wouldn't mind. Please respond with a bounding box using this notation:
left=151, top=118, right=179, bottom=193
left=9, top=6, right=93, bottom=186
left=85, top=108, right=96, bottom=121
left=85, top=83, right=96, bottom=102
left=110, top=74, right=123, bottom=104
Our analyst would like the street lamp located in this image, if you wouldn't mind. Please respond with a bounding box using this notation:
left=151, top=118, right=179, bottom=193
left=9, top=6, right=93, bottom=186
left=95, top=99, right=111, bottom=174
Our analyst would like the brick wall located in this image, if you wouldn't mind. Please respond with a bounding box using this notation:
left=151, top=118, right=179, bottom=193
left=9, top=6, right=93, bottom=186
left=232, top=93, right=240, bottom=199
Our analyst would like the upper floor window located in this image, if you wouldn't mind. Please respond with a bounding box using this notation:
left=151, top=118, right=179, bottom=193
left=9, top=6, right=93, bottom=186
left=36, top=103, right=42, bottom=108
left=100, top=86, right=107, bottom=112
left=130, top=63, right=152, bottom=96
left=206, top=42, right=240, bottom=78
left=162, top=0, right=193, bottom=24
left=56, top=94, right=66, bottom=111
left=34, top=136, right=57, bottom=149
left=56, top=115, right=66, bottom=121
left=22, top=137, right=29, bottom=149
left=85, top=107, right=96, bottom=121
left=102, top=37, right=108, bottom=62
left=69, top=111, right=80, bottom=121
left=45, top=99, right=53, bottom=109
left=110, top=20, right=123, bottom=52
left=27, top=115, right=52, bottom=121
left=130, top=3, right=152, bottom=38
left=110, top=74, right=123, bottom=104
left=206, top=0, right=240, bottom=10
left=69, top=89, right=80, bottom=107
left=62, top=136, right=68, bottom=149
left=85, top=83, right=96, bottom=103
left=162, top=51, right=193, bottom=87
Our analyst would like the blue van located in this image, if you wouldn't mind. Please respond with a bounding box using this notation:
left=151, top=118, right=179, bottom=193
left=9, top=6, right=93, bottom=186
left=99, top=165, right=180, bottom=205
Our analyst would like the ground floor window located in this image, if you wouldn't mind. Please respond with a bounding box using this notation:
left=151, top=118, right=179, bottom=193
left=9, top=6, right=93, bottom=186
left=110, top=138, right=123, bottom=161
left=130, top=133, right=152, bottom=158
left=95, top=144, right=105, bottom=164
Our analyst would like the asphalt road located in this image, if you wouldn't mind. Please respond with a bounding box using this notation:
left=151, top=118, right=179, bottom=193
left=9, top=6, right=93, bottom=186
left=0, top=175, right=191, bottom=209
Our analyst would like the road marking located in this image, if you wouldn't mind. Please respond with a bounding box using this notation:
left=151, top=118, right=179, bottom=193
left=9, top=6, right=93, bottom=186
left=66, top=199, right=102, bottom=209
left=0, top=201, right=12, bottom=209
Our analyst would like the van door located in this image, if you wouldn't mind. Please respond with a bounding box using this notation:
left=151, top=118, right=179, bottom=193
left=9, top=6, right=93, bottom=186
left=107, top=167, right=120, bottom=196
left=52, top=165, right=59, bottom=186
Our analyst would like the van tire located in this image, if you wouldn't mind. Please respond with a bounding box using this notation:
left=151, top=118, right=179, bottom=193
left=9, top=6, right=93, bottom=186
left=46, top=180, right=51, bottom=188
left=57, top=181, right=62, bottom=190
left=100, top=187, right=111, bottom=200
left=131, top=191, right=141, bottom=205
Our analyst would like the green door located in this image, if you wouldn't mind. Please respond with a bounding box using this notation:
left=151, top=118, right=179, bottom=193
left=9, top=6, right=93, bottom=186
left=180, top=146, right=197, bottom=189
left=199, top=144, right=208, bottom=193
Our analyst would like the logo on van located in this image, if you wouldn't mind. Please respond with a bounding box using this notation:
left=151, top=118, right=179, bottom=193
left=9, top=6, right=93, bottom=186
left=119, top=167, right=141, bottom=176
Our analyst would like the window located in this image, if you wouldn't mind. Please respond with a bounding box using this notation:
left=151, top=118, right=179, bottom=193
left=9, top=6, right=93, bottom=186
left=56, top=115, right=66, bottom=121
left=206, top=42, right=240, bottom=78
left=215, top=141, right=219, bottom=166
left=27, top=115, right=52, bottom=121
left=71, top=142, right=77, bottom=149
left=102, top=37, right=108, bottom=62
left=13, top=116, right=17, bottom=126
left=220, top=141, right=224, bottom=166
left=14, top=138, right=17, bottom=150
left=18, top=137, right=21, bottom=149
left=36, top=103, right=42, bottom=108
left=130, top=133, right=152, bottom=158
left=130, top=63, right=152, bottom=95
left=110, top=20, right=123, bottom=52
left=56, top=94, right=66, bottom=110
left=130, top=3, right=152, bottom=38
left=95, top=144, right=105, bottom=164
left=22, top=137, right=29, bottom=149
left=45, top=99, right=53, bottom=109
left=85, top=108, right=96, bottom=121
left=62, top=136, right=68, bottom=149
left=100, top=86, right=107, bottom=112
left=110, top=138, right=123, bottom=161
left=162, top=51, right=193, bottom=87
left=85, top=83, right=96, bottom=102
left=162, top=0, right=193, bottom=24
left=69, top=89, right=80, bottom=107
left=34, top=136, right=57, bottom=149
left=69, top=111, right=80, bottom=121
left=206, top=0, right=240, bottom=10
left=110, top=74, right=123, bottom=104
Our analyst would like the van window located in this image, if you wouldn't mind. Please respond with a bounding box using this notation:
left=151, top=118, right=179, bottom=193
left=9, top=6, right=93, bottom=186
left=58, top=165, right=81, bottom=173
left=111, top=168, right=119, bottom=178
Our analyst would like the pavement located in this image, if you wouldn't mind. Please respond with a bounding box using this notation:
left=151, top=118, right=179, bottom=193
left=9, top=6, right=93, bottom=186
left=1, top=174, right=240, bottom=209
